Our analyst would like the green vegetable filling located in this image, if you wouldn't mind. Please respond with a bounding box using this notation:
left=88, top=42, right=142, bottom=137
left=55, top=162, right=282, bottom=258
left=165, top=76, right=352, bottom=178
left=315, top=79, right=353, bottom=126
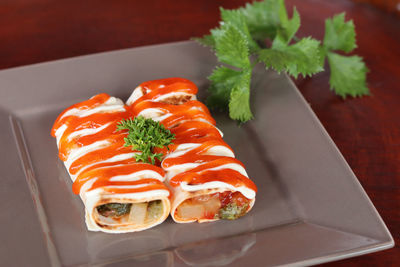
left=97, top=203, right=132, bottom=217
left=97, top=200, right=163, bottom=220
left=147, top=200, right=163, bottom=220
left=217, top=203, right=249, bottom=220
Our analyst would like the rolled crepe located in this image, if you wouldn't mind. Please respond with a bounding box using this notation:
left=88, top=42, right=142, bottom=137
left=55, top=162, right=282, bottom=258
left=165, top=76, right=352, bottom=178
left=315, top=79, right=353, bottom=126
left=128, top=78, right=257, bottom=223
left=51, top=93, right=170, bottom=233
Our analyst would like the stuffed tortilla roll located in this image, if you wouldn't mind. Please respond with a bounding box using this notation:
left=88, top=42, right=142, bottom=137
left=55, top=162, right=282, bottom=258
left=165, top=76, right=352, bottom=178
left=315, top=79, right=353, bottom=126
left=51, top=93, right=170, bottom=233
left=128, top=78, right=257, bottom=223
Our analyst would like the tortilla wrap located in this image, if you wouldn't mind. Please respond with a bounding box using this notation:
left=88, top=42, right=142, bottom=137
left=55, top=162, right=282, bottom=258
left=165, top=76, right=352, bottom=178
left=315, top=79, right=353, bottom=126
left=128, top=78, right=257, bottom=223
left=52, top=94, right=171, bottom=233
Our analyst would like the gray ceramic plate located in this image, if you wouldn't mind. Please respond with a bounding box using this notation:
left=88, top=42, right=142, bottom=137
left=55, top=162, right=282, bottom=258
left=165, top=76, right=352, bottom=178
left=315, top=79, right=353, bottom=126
left=0, top=41, right=393, bottom=267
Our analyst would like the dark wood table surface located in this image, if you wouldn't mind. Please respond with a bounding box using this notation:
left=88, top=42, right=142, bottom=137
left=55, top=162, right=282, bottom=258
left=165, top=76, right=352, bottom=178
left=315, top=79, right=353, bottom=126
left=0, top=0, right=398, bottom=265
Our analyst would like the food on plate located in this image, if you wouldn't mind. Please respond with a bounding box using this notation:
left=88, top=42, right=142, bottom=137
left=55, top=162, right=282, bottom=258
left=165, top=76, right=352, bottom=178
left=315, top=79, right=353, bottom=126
left=51, top=77, right=257, bottom=231
left=127, top=78, right=257, bottom=223
left=51, top=93, right=170, bottom=233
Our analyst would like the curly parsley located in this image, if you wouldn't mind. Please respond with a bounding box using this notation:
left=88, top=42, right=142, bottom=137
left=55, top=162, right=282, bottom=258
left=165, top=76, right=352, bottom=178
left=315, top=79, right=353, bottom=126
left=117, top=116, right=175, bottom=164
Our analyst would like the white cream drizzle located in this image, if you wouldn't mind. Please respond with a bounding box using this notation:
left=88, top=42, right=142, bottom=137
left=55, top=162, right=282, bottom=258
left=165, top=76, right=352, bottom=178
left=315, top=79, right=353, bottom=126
left=56, top=95, right=169, bottom=197
left=64, top=140, right=111, bottom=170
left=67, top=122, right=111, bottom=141
left=110, top=170, right=164, bottom=182
left=126, top=86, right=144, bottom=105
left=69, top=152, right=137, bottom=181
left=59, top=96, right=125, bottom=120
left=127, top=83, right=255, bottom=201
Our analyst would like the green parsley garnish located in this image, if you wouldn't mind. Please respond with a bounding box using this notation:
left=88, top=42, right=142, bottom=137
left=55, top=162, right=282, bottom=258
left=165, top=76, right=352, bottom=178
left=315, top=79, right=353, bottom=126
left=195, top=0, right=369, bottom=123
left=117, top=116, right=175, bottom=164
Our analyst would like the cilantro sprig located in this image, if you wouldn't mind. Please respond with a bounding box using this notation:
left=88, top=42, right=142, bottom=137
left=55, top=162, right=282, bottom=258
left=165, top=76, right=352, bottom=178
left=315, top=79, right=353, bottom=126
left=117, top=117, right=175, bottom=164
left=195, top=0, right=369, bottom=123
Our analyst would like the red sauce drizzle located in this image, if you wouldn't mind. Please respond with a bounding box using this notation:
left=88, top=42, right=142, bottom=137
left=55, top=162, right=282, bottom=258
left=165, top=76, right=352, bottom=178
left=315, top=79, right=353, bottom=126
left=130, top=77, right=198, bottom=107
left=51, top=77, right=257, bottom=197
left=73, top=163, right=165, bottom=194
left=51, top=93, right=169, bottom=195
left=51, top=93, right=110, bottom=137
left=129, top=78, right=257, bottom=193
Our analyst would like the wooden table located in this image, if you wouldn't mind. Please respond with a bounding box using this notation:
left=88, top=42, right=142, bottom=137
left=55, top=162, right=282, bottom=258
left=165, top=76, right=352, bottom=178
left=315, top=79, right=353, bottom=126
left=0, top=0, right=398, bottom=265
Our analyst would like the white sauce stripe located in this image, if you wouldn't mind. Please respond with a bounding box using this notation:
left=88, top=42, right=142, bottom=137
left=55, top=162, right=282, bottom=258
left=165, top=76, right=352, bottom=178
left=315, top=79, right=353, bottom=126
left=59, top=96, right=125, bottom=120
left=125, top=81, right=256, bottom=201
left=56, top=95, right=167, bottom=197
left=71, top=152, right=137, bottom=180
left=64, top=140, right=111, bottom=169
left=67, top=122, right=111, bottom=141
left=110, top=170, right=165, bottom=182
left=126, top=86, right=144, bottom=105
left=206, top=163, right=248, bottom=177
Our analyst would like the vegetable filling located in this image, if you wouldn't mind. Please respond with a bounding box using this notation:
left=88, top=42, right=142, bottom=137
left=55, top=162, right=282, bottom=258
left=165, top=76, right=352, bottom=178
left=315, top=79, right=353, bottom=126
left=96, top=200, right=163, bottom=225
left=97, top=203, right=132, bottom=217
left=176, top=191, right=250, bottom=221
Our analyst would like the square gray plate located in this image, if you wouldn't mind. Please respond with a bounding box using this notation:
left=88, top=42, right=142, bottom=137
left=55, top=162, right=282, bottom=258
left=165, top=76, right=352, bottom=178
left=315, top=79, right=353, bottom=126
left=0, top=41, right=393, bottom=267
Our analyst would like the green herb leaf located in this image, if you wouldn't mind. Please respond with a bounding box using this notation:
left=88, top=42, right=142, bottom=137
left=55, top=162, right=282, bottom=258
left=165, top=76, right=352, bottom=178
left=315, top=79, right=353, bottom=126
left=239, top=0, right=284, bottom=40
left=324, top=13, right=356, bottom=53
left=258, top=37, right=324, bottom=78
left=117, top=117, right=175, bottom=164
left=277, top=7, right=300, bottom=44
left=220, top=8, right=260, bottom=53
left=211, top=23, right=250, bottom=69
left=327, top=52, right=369, bottom=98
left=194, top=0, right=369, bottom=124
left=207, top=14, right=254, bottom=123
left=207, top=66, right=254, bottom=123
left=228, top=68, right=253, bottom=123
left=207, top=66, right=242, bottom=110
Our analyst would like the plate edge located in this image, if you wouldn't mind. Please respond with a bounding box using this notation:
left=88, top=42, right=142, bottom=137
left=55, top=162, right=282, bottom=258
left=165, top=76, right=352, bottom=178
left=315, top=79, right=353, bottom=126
left=283, top=73, right=394, bottom=245
left=9, top=115, right=62, bottom=267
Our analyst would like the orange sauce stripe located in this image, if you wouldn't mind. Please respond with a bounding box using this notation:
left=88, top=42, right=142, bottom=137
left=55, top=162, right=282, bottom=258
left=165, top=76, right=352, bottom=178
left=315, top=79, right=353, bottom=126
left=51, top=93, right=111, bottom=136
left=73, top=163, right=165, bottom=194
left=51, top=78, right=257, bottom=198
left=129, top=78, right=257, bottom=195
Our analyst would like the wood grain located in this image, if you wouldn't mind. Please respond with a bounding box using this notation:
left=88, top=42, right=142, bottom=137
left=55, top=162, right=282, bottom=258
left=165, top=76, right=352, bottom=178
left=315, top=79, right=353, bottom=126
left=354, top=0, right=400, bottom=16
left=0, top=0, right=398, bottom=265
left=287, top=0, right=400, bottom=265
